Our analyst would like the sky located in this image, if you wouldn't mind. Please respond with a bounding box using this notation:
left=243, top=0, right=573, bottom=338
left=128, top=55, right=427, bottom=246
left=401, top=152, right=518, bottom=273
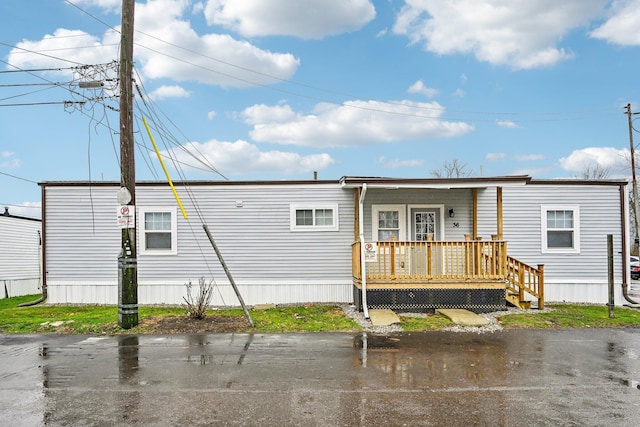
left=2, top=0, right=640, bottom=219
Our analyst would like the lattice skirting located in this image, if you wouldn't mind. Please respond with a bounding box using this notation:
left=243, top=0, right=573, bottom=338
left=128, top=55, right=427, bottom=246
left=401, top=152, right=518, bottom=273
left=353, top=286, right=507, bottom=314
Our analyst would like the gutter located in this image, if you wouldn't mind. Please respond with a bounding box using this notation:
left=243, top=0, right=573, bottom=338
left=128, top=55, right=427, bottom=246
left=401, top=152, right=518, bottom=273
left=358, top=183, right=370, bottom=319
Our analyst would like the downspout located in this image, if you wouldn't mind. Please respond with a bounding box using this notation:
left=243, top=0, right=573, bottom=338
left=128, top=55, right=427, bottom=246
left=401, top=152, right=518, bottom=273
left=19, top=185, right=47, bottom=307
left=359, top=183, right=370, bottom=319
left=621, top=182, right=639, bottom=305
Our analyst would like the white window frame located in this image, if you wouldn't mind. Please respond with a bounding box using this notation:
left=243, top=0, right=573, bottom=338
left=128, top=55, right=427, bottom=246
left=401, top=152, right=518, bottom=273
left=290, top=204, right=339, bottom=232
left=541, top=205, right=580, bottom=254
left=139, top=206, right=178, bottom=255
left=371, top=205, right=407, bottom=242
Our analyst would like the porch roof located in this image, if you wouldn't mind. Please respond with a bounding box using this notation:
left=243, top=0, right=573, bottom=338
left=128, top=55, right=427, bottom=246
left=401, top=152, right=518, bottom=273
left=339, top=175, right=531, bottom=190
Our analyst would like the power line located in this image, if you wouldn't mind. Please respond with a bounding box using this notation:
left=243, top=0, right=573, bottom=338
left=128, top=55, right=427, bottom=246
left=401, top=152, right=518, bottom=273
left=56, top=0, right=620, bottom=123
left=0, top=170, right=38, bottom=184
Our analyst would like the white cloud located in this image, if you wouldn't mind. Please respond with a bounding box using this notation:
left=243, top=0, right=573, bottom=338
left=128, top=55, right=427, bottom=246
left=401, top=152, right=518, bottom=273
left=452, top=88, right=465, bottom=98
left=559, top=147, right=627, bottom=172
left=149, top=85, right=191, bottom=100
left=207, top=111, right=217, bottom=120
left=7, top=28, right=118, bottom=71
left=166, top=139, right=334, bottom=175
left=203, top=0, right=376, bottom=39
left=376, top=28, right=388, bottom=38
left=514, top=154, right=544, bottom=161
left=0, top=152, right=21, bottom=169
left=8, top=0, right=300, bottom=88
left=590, top=0, right=640, bottom=46
left=74, top=0, right=121, bottom=12
left=485, top=152, right=505, bottom=162
left=378, top=156, right=425, bottom=168
left=241, top=100, right=474, bottom=147
left=496, top=120, right=518, bottom=128
left=4, top=202, right=41, bottom=219
left=393, top=0, right=605, bottom=69
left=407, top=80, right=438, bottom=98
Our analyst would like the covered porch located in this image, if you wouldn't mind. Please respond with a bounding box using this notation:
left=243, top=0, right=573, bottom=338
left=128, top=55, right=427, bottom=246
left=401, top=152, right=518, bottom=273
left=341, top=176, right=544, bottom=314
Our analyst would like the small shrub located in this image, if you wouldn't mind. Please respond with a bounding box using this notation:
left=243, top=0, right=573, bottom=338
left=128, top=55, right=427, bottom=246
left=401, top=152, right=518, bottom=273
left=183, top=277, right=214, bottom=320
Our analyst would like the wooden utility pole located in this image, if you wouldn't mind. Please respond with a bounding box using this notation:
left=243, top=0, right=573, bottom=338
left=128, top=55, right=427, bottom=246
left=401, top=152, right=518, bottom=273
left=118, top=0, right=137, bottom=329
left=626, top=104, right=640, bottom=248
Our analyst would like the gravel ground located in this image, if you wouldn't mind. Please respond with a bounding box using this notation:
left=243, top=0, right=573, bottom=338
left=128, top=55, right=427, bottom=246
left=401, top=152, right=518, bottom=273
left=341, top=304, right=550, bottom=334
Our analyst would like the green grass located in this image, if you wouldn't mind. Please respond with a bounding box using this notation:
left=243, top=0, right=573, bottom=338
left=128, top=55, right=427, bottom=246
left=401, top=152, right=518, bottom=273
left=498, top=304, right=640, bottom=329
left=2, top=295, right=640, bottom=334
left=398, top=313, right=454, bottom=331
left=244, top=305, right=361, bottom=332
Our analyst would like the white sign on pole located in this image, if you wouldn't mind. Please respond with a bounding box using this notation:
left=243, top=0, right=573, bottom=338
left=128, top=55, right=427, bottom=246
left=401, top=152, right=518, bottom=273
left=117, top=205, right=135, bottom=229
left=364, top=242, right=377, bottom=262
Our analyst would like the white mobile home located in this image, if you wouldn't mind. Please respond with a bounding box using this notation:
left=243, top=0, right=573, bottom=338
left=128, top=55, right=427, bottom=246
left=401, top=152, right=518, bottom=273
left=39, top=176, right=633, bottom=311
left=0, top=207, right=42, bottom=299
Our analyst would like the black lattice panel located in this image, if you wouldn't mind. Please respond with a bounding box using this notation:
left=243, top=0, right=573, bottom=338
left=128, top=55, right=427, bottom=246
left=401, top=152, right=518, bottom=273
left=353, top=287, right=506, bottom=314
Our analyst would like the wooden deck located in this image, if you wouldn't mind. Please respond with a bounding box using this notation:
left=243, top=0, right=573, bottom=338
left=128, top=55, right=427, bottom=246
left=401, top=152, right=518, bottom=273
left=352, top=240, right=544, bottom=310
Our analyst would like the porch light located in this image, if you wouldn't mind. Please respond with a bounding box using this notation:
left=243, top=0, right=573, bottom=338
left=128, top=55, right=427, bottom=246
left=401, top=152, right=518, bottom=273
left=449, top=208, right=455, bottom=218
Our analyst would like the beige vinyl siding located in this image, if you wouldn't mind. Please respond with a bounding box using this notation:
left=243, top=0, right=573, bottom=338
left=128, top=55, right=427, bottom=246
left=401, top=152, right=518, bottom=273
left=477, top=184, right=624, bottom=282
left=135, top=184, right=354, bottom=283
left=0, top=215, right=42, bottom=297
left=43, top=182, right=354, bottom=305
left=362, top=188, right=474, bottom=241
left=45, top=187, right=120, bottom=282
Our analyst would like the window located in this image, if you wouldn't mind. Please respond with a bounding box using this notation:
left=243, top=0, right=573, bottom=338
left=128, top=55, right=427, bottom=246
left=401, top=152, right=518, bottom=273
left=541, top=205, right=580, bottom=253
left=372, top=205, right=406, bottom=241
left=140, top=207, right=177, bottom=254
left=290, top=205, right=339, bottom=231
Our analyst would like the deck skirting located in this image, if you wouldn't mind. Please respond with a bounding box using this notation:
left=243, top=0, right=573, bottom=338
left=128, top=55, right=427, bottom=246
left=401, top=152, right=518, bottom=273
left=353, top=285, right=507, bottom=313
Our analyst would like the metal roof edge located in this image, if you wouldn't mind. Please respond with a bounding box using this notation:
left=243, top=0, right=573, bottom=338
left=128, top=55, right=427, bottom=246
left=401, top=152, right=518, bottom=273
left=39, top=179, right=341, bottom=188
left=339, top=175, right=531, bottom=189
left=528, top=178, right=628, bottom=186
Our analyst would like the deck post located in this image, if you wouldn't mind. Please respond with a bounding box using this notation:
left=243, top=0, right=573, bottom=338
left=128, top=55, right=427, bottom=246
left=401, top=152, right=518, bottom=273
left=472, top=188, right=478, bottom=240
left=537, top=264, right=545, bottom=310
left=496, top=186, right=503, bottom=240
left=390, top=242, right=396, bottom=277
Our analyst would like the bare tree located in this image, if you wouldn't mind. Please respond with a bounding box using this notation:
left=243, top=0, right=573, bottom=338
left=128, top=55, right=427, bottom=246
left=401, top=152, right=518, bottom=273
left=430, top=159, right=474, bottom=178
left=574, top=163, right=610, bottom=180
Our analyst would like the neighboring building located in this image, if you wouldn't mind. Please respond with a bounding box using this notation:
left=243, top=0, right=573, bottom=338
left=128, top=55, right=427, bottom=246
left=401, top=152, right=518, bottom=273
left=39, top=176, right=632, bottom=311
left=0, top=207, right=42, bottom=299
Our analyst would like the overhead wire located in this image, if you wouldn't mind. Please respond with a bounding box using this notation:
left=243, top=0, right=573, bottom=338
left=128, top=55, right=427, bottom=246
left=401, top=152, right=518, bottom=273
left=132, top=70, right=227, bottom=303
left=56, top=0, right=620, bottom=123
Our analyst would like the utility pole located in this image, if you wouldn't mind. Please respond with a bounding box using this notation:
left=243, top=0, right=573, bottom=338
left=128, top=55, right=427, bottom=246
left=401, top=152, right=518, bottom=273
left=118, top=0, right=137, bottom=329
left=626, top=103, right=640, bottom=248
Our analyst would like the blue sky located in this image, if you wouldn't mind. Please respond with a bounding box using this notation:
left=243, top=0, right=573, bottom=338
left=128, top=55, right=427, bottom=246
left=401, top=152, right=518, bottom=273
left=2, top=0, right=640, bottom=219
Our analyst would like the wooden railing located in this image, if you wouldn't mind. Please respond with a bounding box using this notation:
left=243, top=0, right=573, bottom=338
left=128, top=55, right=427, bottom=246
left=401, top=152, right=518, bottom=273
left=352, top=240, right=507, bottom=282
left=505, top=256, right=544, bottom=309
left=352, top=240, right=544, bottom=309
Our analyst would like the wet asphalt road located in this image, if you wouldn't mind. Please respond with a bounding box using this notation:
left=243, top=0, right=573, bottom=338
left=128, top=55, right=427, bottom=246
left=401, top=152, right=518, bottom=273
left=1, top=329, right=640, bottom=426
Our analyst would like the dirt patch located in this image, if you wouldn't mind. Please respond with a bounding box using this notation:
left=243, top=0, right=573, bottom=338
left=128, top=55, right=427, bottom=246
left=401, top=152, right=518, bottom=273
left=140, top=315, right=251, bottom=334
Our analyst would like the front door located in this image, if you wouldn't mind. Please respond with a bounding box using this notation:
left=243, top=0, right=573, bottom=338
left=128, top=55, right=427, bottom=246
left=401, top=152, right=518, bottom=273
left=410, top=207, right=441, bottom=276
left=411, top=208, right=440, bottom=241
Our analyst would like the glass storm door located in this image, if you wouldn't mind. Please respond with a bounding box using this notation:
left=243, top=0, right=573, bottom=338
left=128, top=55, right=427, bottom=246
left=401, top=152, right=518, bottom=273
left=410, top=208, right=440, bottom=276
left=411, top=208, right=439, bottom=241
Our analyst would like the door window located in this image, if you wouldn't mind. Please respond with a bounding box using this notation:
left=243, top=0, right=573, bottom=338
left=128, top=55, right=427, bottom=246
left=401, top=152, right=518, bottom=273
left=414, top=212, right=436, bottom=241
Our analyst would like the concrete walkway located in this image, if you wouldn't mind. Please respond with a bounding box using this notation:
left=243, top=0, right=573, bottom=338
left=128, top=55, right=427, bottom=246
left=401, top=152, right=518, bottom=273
left=368, top=309, right=401, bottom=326
left=436, top=309, right=490, bottom=326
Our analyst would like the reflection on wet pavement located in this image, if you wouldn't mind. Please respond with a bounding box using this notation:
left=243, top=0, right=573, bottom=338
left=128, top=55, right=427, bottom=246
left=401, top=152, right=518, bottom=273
left=1, top=329, right=639, bottom=426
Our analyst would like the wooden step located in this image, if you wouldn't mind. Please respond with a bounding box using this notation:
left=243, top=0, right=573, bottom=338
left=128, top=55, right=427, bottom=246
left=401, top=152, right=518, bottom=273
left=506, top=293, right=531, bottom=309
